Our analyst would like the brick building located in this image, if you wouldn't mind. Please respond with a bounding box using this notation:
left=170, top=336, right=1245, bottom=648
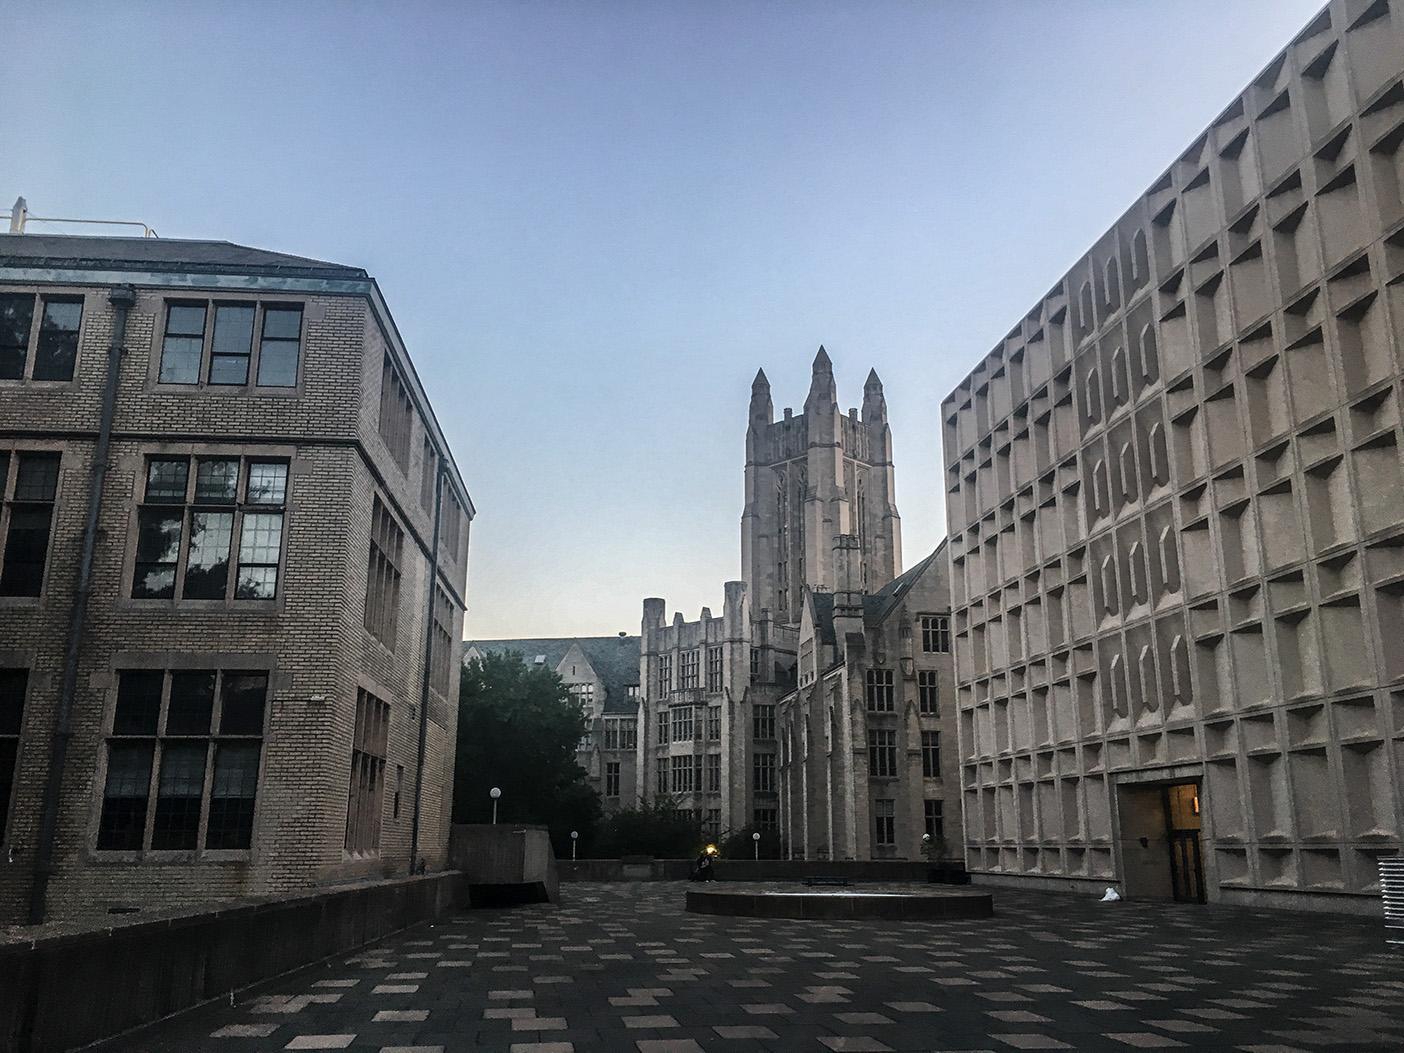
left=941, top=0, right=1404, bottom=911
left=0, top=234, right=471, bottom=925
left=463, top=636, right=640, bottom=813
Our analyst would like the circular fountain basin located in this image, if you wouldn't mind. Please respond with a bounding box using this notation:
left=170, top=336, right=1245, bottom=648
left=686, top=882, right=992, bottom=921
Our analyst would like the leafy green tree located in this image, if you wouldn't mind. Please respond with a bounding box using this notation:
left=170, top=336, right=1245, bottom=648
left=592, top=799, right=703, bottom=859
left=452, top=650, right=601, bottom=857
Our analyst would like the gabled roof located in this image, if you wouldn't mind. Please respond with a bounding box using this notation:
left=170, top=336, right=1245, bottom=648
left=863, top=541, right=944, bottom=627
left=0, top=234, right=366, bottom=280
left=464, top=636, right=641, bottom=714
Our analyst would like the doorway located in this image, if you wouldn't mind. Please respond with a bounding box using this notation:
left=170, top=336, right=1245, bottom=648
left=1116, top=780, right=1205, bottom=903
left=1162, top=783, right=1205, bottom=903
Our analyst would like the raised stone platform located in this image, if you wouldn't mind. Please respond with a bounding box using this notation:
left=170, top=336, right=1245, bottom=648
left=685, top=882, right=993, bottom=921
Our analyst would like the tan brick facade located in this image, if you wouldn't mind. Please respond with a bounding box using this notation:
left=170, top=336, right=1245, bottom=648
left=0, top=236, right=470, bottom=926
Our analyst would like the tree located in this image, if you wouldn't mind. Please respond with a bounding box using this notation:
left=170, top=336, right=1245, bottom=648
left=592, top=799, right=703, bottom=859
left=452, top=650, right=601, bottom=857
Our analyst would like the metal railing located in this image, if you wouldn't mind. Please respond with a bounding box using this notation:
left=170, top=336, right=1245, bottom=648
left=1382, top=858, right=1404, bottom=951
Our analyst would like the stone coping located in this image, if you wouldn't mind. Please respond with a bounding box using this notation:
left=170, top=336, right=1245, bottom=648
left=685, top=881, right=993, bottom=920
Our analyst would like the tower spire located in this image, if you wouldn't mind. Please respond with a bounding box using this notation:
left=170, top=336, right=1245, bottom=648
left=749, top=367, right=773, bottom=428
left=804, top=345, right=836, bottom=414
left=862, top=368, right=887, bottom=423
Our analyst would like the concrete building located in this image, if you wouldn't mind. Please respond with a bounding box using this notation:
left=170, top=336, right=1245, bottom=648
left=0, top=234, right=471, bottom=925
left=777, top=541, right=956, bottom=862
left=640, top=349, right=923, bottom=851
left=941, top=0, right=1404, bottom=911
left=463, top=636, right=640, bottom=813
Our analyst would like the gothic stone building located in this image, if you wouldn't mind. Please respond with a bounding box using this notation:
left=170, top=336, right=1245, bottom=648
left=778, top=541, right=955, bottom=862
left=0, top=234, right=471, bottom=925
left=641, top=349, right=954, bottom=856
left=941, top=0, right=1404, bottom=911
left=463, top=636, right=640, bottom=813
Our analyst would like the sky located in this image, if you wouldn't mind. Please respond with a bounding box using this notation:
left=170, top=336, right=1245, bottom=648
left=4, top=0, right=1328, bottom=640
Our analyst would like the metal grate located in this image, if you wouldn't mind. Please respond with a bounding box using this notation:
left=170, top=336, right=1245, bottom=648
left=1382, top=858, right=1404, bottom=951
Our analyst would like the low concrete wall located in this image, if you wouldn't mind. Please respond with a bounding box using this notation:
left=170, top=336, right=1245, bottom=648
left=448, top=824, right=560, bottom=904
left=558, top=859, right=960, bottom=883
left=0, top=871, right=466, bottom=1053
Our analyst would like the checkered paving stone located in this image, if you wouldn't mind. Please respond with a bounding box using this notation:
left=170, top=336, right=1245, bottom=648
left=87, top=883, right=1403, bottom=1052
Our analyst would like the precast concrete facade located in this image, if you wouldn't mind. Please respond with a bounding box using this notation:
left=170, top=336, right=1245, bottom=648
left=941, top=0, right=1404, bottom=911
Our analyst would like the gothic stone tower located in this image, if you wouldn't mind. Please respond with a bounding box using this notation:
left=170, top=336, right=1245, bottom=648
left=742, top=347, right=901, bottom=633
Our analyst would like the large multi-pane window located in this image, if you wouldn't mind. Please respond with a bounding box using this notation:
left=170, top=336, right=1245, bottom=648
left=570, top=684, right=595, bottom=715
left=705, top=753, right=721, bottom=793
left=157, top=301, right=302, bottom=387
left=0, top=451, right=60, bottom=597
left=753, top=704, right=775, bottom=740
left=704, top=807, right=721, bottom=835
left=922, top=730, right=941, bottom=778
left=671, top=705, right=693, bottom=742
left=753, top=752, right=776, bottom=794
left=605, top=762, right=621, bottom=798
left=133, top=457, right=287, bottom=601
left=706, top=646, right=723, bottom=691
left=918, top=670, right=939, bottom=714
left=875, top=799, right=896, bottom=845
left=605, top=718, right=636, bottom=750
left=345, top=689, right=389, bottom=856
left=924, top=799, right=944, bottom=841
left=98, top=669, right=266, bottom=851
left=920, top=615, right=951, bottom=654
left=657, top=654, right=673, bottom=695
left=364, top=498, right=404, bottom=649
left=0, top=294, right=83, bottom=382
left=656, top=710, right=669, bottom=744
left=754, top=807, right=778, bottom=831
left=868, top=729, right=897, bottom=777
left=671, top=755, right=694, bottom=793
left=429, top=587, right=455, bottom=696
left=378, top=357, right=414, bottom=472
left=0, top=669, right=26, bottom=841
left=679, top=650, right=699, bottom=689
left=865, top=669, right=894, bottom=712
left=706, top=705, right=721, bottom=740
left=656, top=765, right=668, bottom=795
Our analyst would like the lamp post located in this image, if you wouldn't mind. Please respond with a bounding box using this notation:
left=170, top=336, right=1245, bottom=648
left=752, top=830, right=761, bottom=861
left=490, top=786, right=501, bottom=825
left=571, top=830, right=579, bottom=861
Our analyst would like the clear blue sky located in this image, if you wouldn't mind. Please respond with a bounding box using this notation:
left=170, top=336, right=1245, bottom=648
left=4, top=0, right=1326, bottom=639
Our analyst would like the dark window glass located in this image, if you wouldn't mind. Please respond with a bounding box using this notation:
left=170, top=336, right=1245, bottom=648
left=158, top=305, right=206, bottom=384
left=219, top=673, right=267, bottom=735
left=0, top=669, right=25, bottom=736
left=206, top=743, right=259, bottom=849
left=208, top=305, right=254, bottom=385
left=166, top=672, right=216, bottom=735
left=113, top=671, right=163, bottom=735
left=195, top=459, right=239, bottom=503
left=0, top=508, right=53, bottom=596
left=256, top=307, right=301, bottom=387
left=33, top=300, right=82, bottom=381
left=183, top=511, right=233, bottom=598
left=13, top=454, right=58, bottom=502
left=0, top=294, right=35, bottom=380
left=235, top=513, right=282, bottom=599
left=145, top=459, right=189, bottom=503
left=97, top=743, right=154, bottom=850
left=132, top=510, right=182, bottom=598
left=150, top=743, right=207, bottom=850
left=0, top=668, right=26, bottom=839
left=0, top=296, right=34, bottom=378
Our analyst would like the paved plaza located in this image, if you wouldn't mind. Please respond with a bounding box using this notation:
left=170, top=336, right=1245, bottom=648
left=93, top=882, right=1403, bottom=1052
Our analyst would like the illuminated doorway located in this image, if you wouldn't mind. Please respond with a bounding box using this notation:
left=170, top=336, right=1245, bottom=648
left=1117, top=779, right=1205, bottom=903
left=1163, top=783, right=1205, bottom=903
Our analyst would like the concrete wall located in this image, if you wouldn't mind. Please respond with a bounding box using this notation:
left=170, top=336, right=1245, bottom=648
left=556, top=857, right=954, bottom=883
left=0, top=871, right=466, bottom=1053
left=447, top=823, right=559, bottom=903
